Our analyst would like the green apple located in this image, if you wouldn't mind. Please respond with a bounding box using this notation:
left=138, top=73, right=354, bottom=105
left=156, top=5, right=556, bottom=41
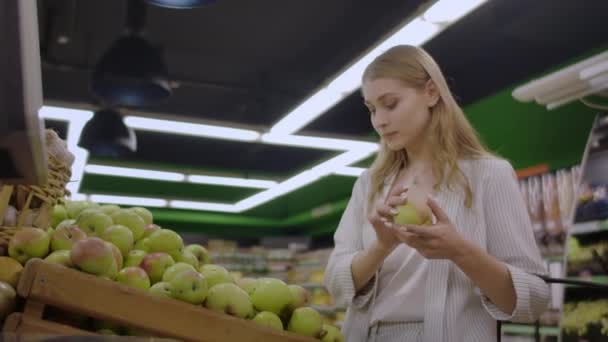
left=236, top=277, right=258, bottom=295
left=8, top=227, right=51, bottom=264
left=287, top=307, right=323, bottom=338
left=149, top=282, right=173, bottom=298
left=147, top=229, right=183, bottom=254
left=129, top=207, right=153, bottom=225
left=99, top=204, right=121, bottom=216
left=169, top=270, right=208, bottom=304
left=288, top=284, right=311, bottom=311
left=51, top=204, right=68, bottom=228
left=140, top=253, right=175, bottom=284
left=65, top=200, right=91, bottom=219
left=100, top=225, right=134, bottom=256
left=250, top=278, right=293, bottom=315
left=142, top=223, right=161, bottom=239
left=70, top=237, right=115, bottom=276
left=169, top=250, right=198, bottom=268
left=133, top=238, right=150, bottom=252
left=107, top=242, right=123, bottom=269
left=393, top=203, right=432, bottom=226
left=111, top=209, right=145, bottom=241
left=321, top=324, right=344, bottom=342
left=116, top=267, right=150, bottom=291
left=162, top=262, right=197, bottom=283
left=124, top=250, right=147, bottom=268
left=204, top=283, right=253, bottom=319
left=0, top=281, right=17, bottom=322
left=44, top=250, right=73, bottom=267
left=55, top=219, right=76, bottom=231
left=75, top=209, right=112, bottom=236
left=252, top=311, right=283, bottom=330
left=184, top=244, right=210, bottom=266
left=200, top=264, right=234, bottom=289
left=51, top=225, right=87, bottom=251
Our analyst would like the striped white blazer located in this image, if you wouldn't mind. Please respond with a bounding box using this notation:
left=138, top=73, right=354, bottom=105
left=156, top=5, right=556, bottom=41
left=324, top=158, right=550, bottom=342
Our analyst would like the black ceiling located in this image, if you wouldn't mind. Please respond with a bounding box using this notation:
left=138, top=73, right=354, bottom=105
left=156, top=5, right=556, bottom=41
left=38, top=0, right=608, bottom=175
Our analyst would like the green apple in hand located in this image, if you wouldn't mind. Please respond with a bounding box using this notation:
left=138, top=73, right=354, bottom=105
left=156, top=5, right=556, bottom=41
left=45, top=250, right=73, bottom=267
left=252, top=311, right=283, bottom=330
left=149, top=282, right=173, bottom=298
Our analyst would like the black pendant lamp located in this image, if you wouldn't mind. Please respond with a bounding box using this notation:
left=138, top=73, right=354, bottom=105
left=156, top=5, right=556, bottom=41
left=91, top=0, right=171, bottom=107
left=79, top=108, right=137, bottom=157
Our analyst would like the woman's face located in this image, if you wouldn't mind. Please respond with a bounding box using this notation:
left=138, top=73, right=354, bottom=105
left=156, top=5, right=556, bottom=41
left=362, top=78, right=436, bottom=151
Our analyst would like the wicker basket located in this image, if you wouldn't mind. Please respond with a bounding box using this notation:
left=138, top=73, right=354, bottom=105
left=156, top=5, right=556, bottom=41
left=0, top=133, right=72, bottom=254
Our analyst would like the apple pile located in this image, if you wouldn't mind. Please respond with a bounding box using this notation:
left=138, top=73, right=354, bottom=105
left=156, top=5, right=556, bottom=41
left=5, top=200, right=344, bottom=341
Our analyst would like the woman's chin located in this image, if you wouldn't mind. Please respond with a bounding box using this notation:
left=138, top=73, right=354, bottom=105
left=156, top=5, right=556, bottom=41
left=385, top=141, right=405, bottom=151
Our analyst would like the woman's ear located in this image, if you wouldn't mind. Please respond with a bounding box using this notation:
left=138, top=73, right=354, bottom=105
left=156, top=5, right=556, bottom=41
left=425, top=79, right=440, bottom=107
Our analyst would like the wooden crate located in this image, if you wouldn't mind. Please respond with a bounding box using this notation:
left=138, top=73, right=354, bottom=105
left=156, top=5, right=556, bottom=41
left=3, top=259, right=317, bottom=342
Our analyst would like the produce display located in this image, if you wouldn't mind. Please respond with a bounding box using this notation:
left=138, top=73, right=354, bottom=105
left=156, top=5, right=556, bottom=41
left=2, top=199, right=344, bottom=341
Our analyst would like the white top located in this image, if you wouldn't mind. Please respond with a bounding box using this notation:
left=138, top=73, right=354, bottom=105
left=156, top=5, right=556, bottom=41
left=324, top=158, right=550, bottom=342
left=371, top=243, right=427, bottom=323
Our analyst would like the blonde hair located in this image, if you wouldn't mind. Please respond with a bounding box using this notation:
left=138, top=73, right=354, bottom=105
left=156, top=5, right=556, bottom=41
left=363, top=45, right=493, bottom=209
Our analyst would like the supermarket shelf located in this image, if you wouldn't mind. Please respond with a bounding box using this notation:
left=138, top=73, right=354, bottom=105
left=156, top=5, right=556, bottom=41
left=501, top=323, right=560, bottom=336
left=570, top=221, right=608, bottom=235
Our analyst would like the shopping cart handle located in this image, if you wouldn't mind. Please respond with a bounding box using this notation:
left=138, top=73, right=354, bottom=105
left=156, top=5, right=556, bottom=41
left=533, top=273, right=608, bottom=290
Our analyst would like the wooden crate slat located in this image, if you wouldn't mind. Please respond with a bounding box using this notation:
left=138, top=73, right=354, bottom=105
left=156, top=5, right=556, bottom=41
left=3, top=312, right=95, bottom=336
left=18, top=260, right=317, bottom=342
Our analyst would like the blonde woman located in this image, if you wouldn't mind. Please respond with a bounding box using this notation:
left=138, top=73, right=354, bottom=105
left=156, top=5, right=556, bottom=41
left=324, top=45, right=549, bottom=342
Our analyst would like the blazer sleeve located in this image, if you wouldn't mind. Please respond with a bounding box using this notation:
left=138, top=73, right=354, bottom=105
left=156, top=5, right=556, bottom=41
left=480, top=159, right=550, bottom=323
left=324, top=171, right=377, bottom=309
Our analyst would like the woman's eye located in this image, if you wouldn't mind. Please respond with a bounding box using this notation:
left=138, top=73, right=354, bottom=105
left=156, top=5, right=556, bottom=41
left=385, top=102, right=397, bottom=109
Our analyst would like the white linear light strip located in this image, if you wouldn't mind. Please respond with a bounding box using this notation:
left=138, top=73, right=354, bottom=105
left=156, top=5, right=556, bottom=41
left=123, top=116, right=260, bottom=142
left=85, top=164, right=186, bottom=182
left=39, top=105, right=375, bottom=212
left=186, top=175, right=277, bottom=189
left=269, top=0, right=488, bottom=135
left=89, top=194, right=168, bottom=207
left=169, top=200, right=239, bottom=213
left=261, top=133, right=378, bottom=151
left=235, top=147, right=376, bottom=211
left=334, top=166, right=366, bottom=177
left=85, top=163, right=277, bottom=188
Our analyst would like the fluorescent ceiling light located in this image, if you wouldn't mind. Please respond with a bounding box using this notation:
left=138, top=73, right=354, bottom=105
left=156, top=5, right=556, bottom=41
left=169, top=200, right=239, bottom=213
left=269, top=89, right=343, bottom=135
left=261, top=133, right=379, bottom=151
left=39, top=106, right=93, bottom=123
left=85, top=164, right=186, bottom=182
left=236, top=148, right=375, bottom=211
left=269, top=1, right=487, bottom=135
left=89, top=194, right=168, bottom=207
left=235, top=171, right=322, bottom=212
left=124, top=116, right=260, bottom=142
left=423, top=0, right=487, bottom=24
left=187, top=175, right=277, bottom=189
left=334, top=166, right=366, bottom=177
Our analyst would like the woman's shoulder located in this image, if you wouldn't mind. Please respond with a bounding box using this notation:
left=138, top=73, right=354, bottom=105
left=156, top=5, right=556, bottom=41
left=460, top=157, right=515, bottom=181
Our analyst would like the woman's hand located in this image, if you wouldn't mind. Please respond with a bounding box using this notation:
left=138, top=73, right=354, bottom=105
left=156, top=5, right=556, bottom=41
left=393, top=196, right=473, bottom=260
left=367, top=189, right=408, bottom=252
